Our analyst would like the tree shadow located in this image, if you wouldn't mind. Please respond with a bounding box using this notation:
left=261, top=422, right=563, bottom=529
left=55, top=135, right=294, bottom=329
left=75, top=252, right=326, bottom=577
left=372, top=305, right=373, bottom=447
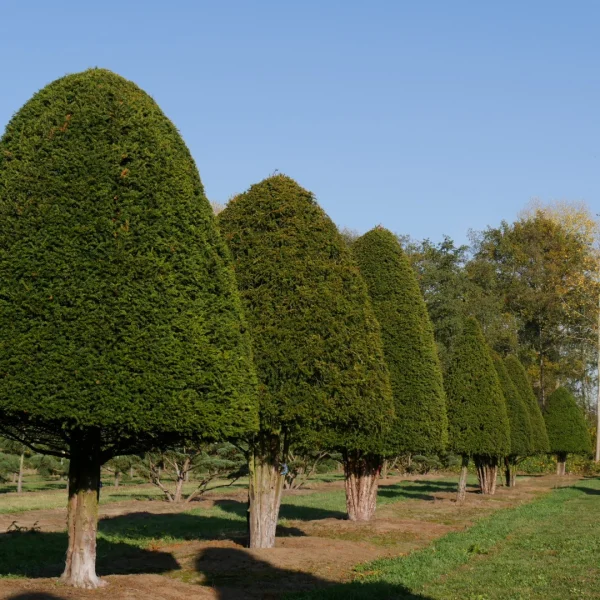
left=571, top=486, right=600, bottom=496
left=378, top=479, right=469, bottom=502
left=194, top=546, right=432, bottom=599
left=0, top=530, right=178, bottom=579
left=99, top=510, right=305, bottom=546
left=5, top=594, right=67, bottom=600
left=214, top=498, right=347, bottom=521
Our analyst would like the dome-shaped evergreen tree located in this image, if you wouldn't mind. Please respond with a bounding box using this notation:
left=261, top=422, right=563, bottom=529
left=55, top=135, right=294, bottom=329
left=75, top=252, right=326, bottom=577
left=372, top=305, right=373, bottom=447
left=445, top=318, right=510, bottom=498
left=218, top=175, right=394, bottom=538
left=0, top=69, right=257, bottom=587
left=504, top=356, right=550, bottom=454
left=544, top=387, right=592, bottom=475
left=352, top=227, right=447, bottom=457
left=493, top=355, right=532, bottom=486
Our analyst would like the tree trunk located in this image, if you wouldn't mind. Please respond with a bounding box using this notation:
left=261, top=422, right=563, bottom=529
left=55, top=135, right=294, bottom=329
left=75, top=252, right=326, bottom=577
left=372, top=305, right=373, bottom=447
left=504, top=456, right=517, bottom=487
left=596, top=294, right=600, bottom=462
left=60, top=429, right=105, bottom=589
left=343, top=451, right=382, bottom=522
left=114, top=472, right=120, bottom=489
left=380, top=459, right=389, bottom=480
left=247, top=433, right=284, bottom=549
left=130, top=466, right=134, bottom=479
left=556, top=452, right=567, bottom=476
left=11, top=472, right=16, bottom=484
left=16, top=451, right=24, bottom=494
left=173, top=473, right=185, bottom=503
left=474, top=455, right=498, bottom=495
left=456, top=455, right=469, bottom=503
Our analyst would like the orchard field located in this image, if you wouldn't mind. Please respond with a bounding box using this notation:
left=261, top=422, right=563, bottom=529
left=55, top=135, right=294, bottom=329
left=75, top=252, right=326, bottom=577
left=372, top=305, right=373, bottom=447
left=0, top=58, right=598, bottom=600
left=0, top=469, right=598, bottom=599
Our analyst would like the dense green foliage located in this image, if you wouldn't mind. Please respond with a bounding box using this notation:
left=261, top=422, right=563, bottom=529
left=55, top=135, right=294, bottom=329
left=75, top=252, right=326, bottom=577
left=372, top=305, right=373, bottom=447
left=471, top=214, right=598, bottom=403
left=0, top=69, right=257, bottom=453
left=444, top=318, right=510, bottom=456
left=544, top=387, right=592, bottom=455
left=405, top=237, right=518, bottom=370
left=352, top=227, right=447, bottom=455
left=218, top=175, right=394, bottom=453
left=492, top=355, right=532, bottom=457
left=504, top=356, right=550, bottom=454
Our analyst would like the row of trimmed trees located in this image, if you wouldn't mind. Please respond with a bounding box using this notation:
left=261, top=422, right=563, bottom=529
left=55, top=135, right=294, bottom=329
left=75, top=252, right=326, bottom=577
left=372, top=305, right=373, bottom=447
left=0, top=69, right=592, bottom=589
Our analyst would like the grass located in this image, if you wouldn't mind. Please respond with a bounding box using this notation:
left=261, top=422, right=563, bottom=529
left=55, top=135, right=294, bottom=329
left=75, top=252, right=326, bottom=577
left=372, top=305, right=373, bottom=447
left=0, top=477, right=460, bottom=579
left=292, top=478, right=600, bottom=599
left=3, top=474, right=598, bottom=598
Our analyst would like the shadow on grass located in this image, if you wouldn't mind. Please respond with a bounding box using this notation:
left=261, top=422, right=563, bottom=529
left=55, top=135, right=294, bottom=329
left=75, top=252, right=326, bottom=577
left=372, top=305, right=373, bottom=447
left=571, top=486, right=600, bottom=496
left=378, top=479, right=464, bottom=502
left=194, top=547, right=431, bottom=599
left=0, top=530, right=178, bottom=579
left=99, top=510, right=305, bottom=545
left=213, top=498, right=347, bottom=522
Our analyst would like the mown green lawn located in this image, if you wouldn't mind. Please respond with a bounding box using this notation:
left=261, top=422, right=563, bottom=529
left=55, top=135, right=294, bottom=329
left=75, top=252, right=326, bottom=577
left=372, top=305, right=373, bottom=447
left=293, top=478, right=600, bottom=599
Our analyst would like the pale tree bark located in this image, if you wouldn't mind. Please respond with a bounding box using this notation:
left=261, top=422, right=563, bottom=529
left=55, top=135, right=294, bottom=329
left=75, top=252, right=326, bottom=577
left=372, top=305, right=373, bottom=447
left=474, top=455, right=498, bottom=495
left=343, top=451, right=382, bottom=522
left=247, top=433, right=284, bottom=548
left=380, top=459, right=389, bottom=480
left=16, top=451, right=24, bottom=494
left=61, top=429, right=105, bottom=589
left=556, top=451, right=567, bottom=476
left=456, top=455, right=469, bottom=503
left=596, top=294, right=600, bottom=462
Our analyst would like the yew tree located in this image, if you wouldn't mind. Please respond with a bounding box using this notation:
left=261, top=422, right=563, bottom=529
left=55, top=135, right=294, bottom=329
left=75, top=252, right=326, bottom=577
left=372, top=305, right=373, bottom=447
left=352, top=227, right=447, bottom=464
left=218, top=175, right=394, bottom=541
left=504, top=356, right=550, bottom=455
left=0, top=69, right=258, bottom=588
left=544, top=387, right=592, bottom=475
left=445, top=318, right=511, bottom=500
left=493, top=355, right=532, bottom=487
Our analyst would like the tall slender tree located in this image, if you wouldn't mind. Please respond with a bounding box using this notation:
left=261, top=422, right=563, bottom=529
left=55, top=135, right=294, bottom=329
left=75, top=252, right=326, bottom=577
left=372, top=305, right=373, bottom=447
left=445, top=318, right=511, bottom=500
left=493, top=355, right=532, bottom=486
left=0, top=69, right=258, bottom=587
left=504, top=356, right=550, bottom=455
left=544, top=387, right=592, bottom=475
left=218, top=175, right=394, bottom=541
left=352, top=227, right=447, bottom=470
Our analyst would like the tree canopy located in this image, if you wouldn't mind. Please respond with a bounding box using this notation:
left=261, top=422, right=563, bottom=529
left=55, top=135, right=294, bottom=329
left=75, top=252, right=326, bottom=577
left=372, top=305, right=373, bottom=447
left=492, top=355, right=532, bottom=457
left=504, top=356, right=550, bottom=454
left=544, top=387, right=592, bottom=455
left=352, top=226, right=447, bottom=455
left=0, top=68, right=258, bottom=456
left=217, top=174, right=394, bottom=454
left=445, top=317, right=511, bottom=457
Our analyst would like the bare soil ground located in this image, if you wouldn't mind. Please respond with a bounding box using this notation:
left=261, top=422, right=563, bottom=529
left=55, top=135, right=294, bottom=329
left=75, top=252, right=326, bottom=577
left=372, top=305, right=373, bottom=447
left=0, top=474, right=580, bottom=600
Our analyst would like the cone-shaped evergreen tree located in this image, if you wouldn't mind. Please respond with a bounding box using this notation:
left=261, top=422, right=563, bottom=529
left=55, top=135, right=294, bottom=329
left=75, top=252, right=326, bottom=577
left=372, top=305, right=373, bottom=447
left=544, top=387, right=592, bottom=475
left=504, top=356, right=550, bottom=454
left=445, top=318, right=510, bottom=497
left=352, top=227, right=447, bottom=456
left=0, top=69, right=257, bottom=587
left=218, top=175, right=394, bottom=538
left=493, top=355, right=532, bottom=486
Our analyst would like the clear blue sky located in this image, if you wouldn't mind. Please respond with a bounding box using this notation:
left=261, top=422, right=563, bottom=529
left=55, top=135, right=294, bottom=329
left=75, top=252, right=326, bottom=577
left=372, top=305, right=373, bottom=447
left=1, top=1, right=598, bottom=244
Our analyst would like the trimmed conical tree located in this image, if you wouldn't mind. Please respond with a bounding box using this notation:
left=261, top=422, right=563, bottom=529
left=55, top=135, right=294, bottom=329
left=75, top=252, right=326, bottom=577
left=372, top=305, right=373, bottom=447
left=504, top=356, right=550, bottom=455
left=352, top=227, right=447, bottom=460
left=445, top=318, right=511, bottom=499
left=544, top=387, right=592, bottom=476
left=0, top=69, right=258, bottom=588
left=218, top=175, right=394, bottom=541
left=493, top=355, right=532, bottom=487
